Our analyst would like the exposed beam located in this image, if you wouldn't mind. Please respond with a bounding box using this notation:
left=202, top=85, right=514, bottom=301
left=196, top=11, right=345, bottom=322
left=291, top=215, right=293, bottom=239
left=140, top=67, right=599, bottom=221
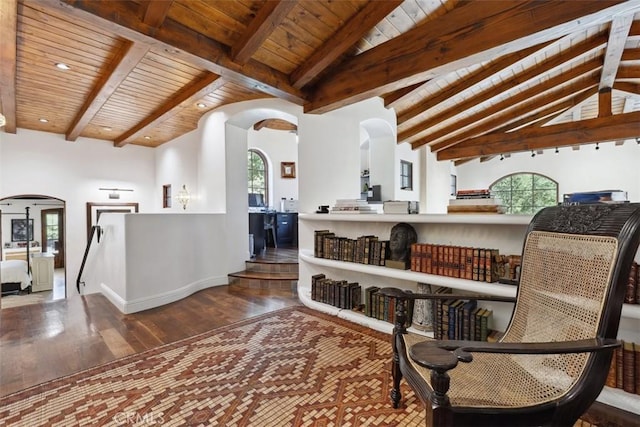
left=231, top=1, right=297, bottom=65
left=398, top=33, right=606, bottom=135
left=396, top=40, right=556, bottom=125
left=437, top=111, right=640, bottom=161
left=613, top=81, right=640, bottom=95
left=421, top=83, right=598, bottom=154
left=382, top=81, right=429, bottom=109
left=66, top=41, right=150, bottom=141
left=290, top=0, right=403, bottom=89
left=598, top=88, right=612, bottom=117
left=616, top=64, right=640, bottom=79
left=140, top=0, right=173, bottom=29
left=405, top=58, right=602, bottom=147
left=622, top=48, right=640, bottom=61
left=489, top=99, right=575, bottom=134
left=305, top=1, right=628, bottom=114
left=0, top=0, right=17, bottom=133
left=599, top=14, right=633, bottom=89
left=57, top=0, right=306, bottom=105
left=115, top=74, right=225, bottom=147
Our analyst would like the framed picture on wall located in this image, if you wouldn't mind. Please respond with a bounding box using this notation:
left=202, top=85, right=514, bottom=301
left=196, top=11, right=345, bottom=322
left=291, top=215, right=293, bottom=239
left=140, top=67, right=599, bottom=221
left=11, top=219, right=34, bottom=242
left=86, top=202, right=139, bottom=239
left=281, top=162, right=296, bottom=179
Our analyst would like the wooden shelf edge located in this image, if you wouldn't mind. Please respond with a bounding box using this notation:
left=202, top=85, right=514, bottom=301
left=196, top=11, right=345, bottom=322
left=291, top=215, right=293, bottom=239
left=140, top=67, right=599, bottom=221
left=299, top=212, right=533, bottom=225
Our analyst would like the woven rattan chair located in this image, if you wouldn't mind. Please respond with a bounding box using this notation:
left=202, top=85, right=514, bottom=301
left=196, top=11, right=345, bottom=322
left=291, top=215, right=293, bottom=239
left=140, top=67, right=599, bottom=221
left=380, top=203, right=640, bottom=427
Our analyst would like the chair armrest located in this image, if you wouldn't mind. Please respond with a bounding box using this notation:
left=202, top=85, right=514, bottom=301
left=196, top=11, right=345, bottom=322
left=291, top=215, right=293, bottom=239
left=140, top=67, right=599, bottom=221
left=378, top=286, right=516, bottom=303
left=409, top=338, right=621, bottom=371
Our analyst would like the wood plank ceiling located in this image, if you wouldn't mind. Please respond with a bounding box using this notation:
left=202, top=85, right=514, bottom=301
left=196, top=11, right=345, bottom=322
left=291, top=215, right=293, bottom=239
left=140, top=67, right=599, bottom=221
left=1, top=0, right=639, bottom=163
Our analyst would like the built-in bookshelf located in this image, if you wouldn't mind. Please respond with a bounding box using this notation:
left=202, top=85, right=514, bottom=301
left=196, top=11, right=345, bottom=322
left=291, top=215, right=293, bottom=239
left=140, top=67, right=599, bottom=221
left=298, top=213, right=640, bottom=416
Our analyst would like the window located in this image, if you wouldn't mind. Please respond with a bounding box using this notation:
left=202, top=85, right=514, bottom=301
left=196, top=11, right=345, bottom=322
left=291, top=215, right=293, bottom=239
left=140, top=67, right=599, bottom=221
left=248, top=149, right=268, bottom=205
left=450, top=174, right=457, bottom=196
left=490, top=172, right=558, bottom=214
left=44, top=212, right=59, bottom=253
left=400, top=160, right=413, bottom=190
left=163, top=184, right=172, bottom=208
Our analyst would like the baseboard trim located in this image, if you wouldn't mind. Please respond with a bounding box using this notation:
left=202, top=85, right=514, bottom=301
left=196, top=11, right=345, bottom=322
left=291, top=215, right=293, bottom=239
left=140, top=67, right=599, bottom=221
left=100, top=275, right=228, bottom=314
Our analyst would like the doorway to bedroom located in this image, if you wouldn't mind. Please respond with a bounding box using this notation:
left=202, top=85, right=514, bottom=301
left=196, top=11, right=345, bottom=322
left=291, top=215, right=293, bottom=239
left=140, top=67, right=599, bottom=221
left=0, top=195, right=66, bottom=309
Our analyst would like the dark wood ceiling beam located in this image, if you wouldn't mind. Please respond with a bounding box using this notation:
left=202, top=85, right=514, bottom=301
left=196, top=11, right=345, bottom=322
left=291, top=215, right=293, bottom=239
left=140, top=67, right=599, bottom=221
left=290, top=0, right=403, bottom=89
left=57, top=0, right=306, bottom=104
left=231, top=1, right=297, bottom=65
left=0, top=0, right=17, bottom=133
left=598, top=88, right=612, bottom=117
left=488, top=100, right=575, bottom=134
left=599, top=14, right=633, bottom=89
left=422, top=75, right=598, bottom=152
left=437, top=111, right=640, bottom=161
left=421, top=83, right=598, bottom=153
left=403, top=58, right=602, bottom=146
left=382, top=81, right=429, bottom=109
left=613, top=81, right=640, bottom=95
left=615, top=64, right=640, bottom=79
left=115, top=73, right=225, bottom=147
left=399, top=33, right=606, bottom=133
left=396, top=41, right=555, bottom=125
left=139, top=0, right=173, bottom=29
left=305, top=1, right=629, bottom=114
left=66, top=41, right=150, bottom=141
left=621, top=48, right=640, bottom=61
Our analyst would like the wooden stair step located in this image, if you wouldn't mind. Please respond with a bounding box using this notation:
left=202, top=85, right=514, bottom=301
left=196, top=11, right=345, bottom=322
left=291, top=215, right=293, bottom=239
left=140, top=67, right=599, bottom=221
left=228, top=270, right=299, bottom=281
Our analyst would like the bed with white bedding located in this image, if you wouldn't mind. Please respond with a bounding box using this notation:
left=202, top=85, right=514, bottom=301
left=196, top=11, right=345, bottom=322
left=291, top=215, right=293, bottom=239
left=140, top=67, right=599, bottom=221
left=1, top=260, right=32, bottom=295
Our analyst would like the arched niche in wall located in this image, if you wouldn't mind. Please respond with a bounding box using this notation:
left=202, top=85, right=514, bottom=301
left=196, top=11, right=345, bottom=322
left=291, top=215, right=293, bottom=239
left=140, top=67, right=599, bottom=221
left=360, top=118, right=395, bottom=202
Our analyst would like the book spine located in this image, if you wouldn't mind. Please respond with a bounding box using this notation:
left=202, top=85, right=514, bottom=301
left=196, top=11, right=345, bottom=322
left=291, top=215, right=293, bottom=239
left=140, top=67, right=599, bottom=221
left=606, top=348, right=618, bottom=388
left=623, top=341, right=636, bottom=394
left=616, top=341, right=624, bottom=389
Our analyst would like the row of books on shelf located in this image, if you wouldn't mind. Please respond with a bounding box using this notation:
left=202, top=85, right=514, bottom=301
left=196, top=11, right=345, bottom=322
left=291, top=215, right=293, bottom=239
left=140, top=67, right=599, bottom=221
left=314, top=230, right=390, bottom=266
left=311, top=274, right=362, bottom=310
left=430, top=287, right=495, bottom=341
left=311, top=274, right=496, bottom=342
left=606, top=340, right=640, bottom=396
left=410, top=243, right=519, bottom=283
left=625, top=262, right=640, bottom=305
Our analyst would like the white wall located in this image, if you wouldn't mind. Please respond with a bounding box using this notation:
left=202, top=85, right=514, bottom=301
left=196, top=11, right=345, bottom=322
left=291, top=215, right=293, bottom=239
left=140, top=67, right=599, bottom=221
left=0, top=129, right=156, bottom=298
left=455, top=141, right=640, bottom=205
left=85, top=212, right=229, bottom=313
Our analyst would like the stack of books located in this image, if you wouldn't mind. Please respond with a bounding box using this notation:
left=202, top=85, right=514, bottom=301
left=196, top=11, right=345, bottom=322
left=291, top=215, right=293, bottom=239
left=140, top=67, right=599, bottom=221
left=329, top=199, right=377, bottom=214
left=447, top=189, right=505, bottom=214
left=383, top=200, right=419, bottom=214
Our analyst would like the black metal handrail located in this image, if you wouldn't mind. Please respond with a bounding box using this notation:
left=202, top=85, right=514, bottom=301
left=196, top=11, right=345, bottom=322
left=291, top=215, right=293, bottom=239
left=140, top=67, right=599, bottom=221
left=76, top=225, right=102, bottom=293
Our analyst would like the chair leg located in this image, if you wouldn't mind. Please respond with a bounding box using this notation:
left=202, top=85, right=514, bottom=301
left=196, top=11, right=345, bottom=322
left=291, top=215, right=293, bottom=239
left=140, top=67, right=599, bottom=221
left=390, top=335, right=403, bottom=408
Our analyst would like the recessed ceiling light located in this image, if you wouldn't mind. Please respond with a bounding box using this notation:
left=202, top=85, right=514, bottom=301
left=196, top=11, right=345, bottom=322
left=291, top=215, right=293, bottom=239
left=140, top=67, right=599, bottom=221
left=55, top=62, right=70, bottom=70
left=39, top=118, right=48, bottom=123
left=197, top=103, right=206, bottom=108
left=103, top=126, right=112, bottom=131
left=144, top=136, right=151, bottom=140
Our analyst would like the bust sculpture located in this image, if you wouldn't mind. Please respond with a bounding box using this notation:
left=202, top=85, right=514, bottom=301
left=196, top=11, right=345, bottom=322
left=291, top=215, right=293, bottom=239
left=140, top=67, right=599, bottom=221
left=386, top=222, right=417, bottom=269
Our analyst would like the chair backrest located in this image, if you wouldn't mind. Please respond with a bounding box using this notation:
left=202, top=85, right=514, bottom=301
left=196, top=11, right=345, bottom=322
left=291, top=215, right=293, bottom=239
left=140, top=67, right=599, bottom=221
left=501, top=203, right=640, bottom=398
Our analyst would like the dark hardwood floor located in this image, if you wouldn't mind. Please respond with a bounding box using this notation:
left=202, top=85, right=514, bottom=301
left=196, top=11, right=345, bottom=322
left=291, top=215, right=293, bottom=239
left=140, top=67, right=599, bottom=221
left=0, top=249, right=301, bottom=397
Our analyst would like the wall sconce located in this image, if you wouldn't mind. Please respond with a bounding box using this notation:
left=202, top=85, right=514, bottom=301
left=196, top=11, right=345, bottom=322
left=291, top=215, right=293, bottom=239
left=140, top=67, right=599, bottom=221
left=176, top=185, right=190, bottom=210
left=99, top=187, right=133, bottom=199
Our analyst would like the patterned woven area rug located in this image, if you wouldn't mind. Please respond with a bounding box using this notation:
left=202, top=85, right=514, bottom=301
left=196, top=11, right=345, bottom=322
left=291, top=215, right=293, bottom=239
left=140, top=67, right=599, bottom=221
left=0, top=306, right=424, bottom=426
